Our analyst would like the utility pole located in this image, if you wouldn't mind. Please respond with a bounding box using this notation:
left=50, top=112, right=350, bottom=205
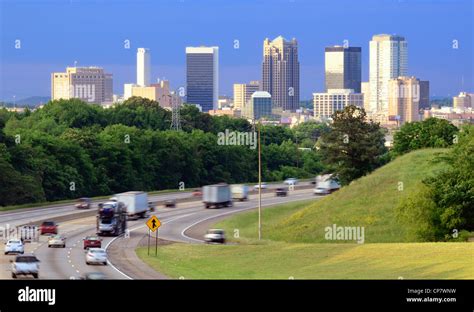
left=258, top=120, right=262, bottom=240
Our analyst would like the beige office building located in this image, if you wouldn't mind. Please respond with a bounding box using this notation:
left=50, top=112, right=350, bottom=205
left=388, top=76, right=420, bottom=125
left=51, top=67, right=113, bottom=104
left=361, top=82, right=370, bottom=112
left=233, top=81, right=260, bottom=109
left=129, top=80, right=179, bottom=108
left=453, top=92, right=472, bottom=109
left=313, top=89, right=363, bottom=120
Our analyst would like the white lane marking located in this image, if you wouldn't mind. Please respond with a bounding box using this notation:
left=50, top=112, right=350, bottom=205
left=104, top=212, right=198, bottom=280
left=180, top=195, right=317, bottom=242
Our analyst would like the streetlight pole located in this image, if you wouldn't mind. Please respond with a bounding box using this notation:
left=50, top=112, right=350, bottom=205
left=258, top=120, right=262, bottom=240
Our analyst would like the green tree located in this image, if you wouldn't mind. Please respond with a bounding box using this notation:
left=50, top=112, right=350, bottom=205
left=392, top=118, right=458, bottom=155
left=319, top=105, right=387, bottom=185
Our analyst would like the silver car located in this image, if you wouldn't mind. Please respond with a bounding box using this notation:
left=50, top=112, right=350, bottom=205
left=4, top=239, right=24, bottom=255
left=86, top=248, right=108, bottom=265
left=48, top=235, right=66, bottom=248
left=204, top=229, right=225, bottom=244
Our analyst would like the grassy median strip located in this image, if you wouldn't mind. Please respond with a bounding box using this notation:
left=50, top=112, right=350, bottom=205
left=136, top=242, right=474, bottom=279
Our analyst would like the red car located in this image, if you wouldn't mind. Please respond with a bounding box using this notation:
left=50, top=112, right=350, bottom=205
left=192, top=189, right=202, bottom=197
left=39, top=221, right=58, bottom=235
left=83, top=236, right=102, bottom=250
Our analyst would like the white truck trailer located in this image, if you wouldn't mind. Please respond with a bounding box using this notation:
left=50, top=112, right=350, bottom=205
left=202, top=184, right=233, bottom=209
left=115, top=191, right=149, bottom=219
left=231, top=184, right=249, bottom=201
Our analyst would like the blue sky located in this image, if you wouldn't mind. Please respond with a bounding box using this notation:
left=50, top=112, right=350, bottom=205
left=0, top=0, right=472, bottom=101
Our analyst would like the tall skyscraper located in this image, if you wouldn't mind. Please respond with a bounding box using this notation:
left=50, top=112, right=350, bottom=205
left=361, top=82, right=370, bottom=112
left=325, top=46, right=361, bottom=93
left=262, top=36, right=299, bottom=111
left=419, top=80, right=430, bottom=110
left=51, top=66, right=113, bottom=105
left=369, top=34, right=408, bottom=114
left=186, top=46, right=219, bottom=112
left=388, top=76, right=420, bottom=125
left=233, top=81, right=260, bottom=109
left=137, top=48, right=151, bottom=87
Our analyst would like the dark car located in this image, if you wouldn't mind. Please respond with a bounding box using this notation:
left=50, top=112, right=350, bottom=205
left=83, top=236, right=102, bottom=250
left=275, top=187, right=288, bottom=197
left=164, top=199, right=176, bottom=208
left=75, top=197, right=92, bottom=209
left=39, top=221, right=58, bottom=235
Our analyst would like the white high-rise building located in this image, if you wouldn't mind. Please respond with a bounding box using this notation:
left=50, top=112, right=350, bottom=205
left=369, top=34, right=407, bottom=114
left=137, top=48, right=151, bottom=87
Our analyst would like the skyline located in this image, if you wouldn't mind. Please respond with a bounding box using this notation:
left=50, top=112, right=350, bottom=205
left=0, top=0, right=472, bottom=101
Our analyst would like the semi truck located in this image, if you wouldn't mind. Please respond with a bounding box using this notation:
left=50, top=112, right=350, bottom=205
left=96, top=201, right=127, bottom=236
left=231, top=184, right=249, bottom=201
left=115, top=191, right=149, bottom=219
left=202, top=184, right=233, bottom=209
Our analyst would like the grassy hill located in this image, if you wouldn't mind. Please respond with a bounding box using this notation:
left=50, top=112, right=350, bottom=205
left=217, top=148, right=449, bottom=243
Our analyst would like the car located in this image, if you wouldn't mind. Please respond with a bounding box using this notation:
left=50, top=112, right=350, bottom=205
left=284, top=178, right=299, bottom=185
left=314, top=187, right=331, bottom=195
left=39, top=221, right=58, bottom=235
left=75, top=197, right=92, bottom=209
left=204, top=229, right=225, bottom=244
left=48, top=235, right=66, bottom=248
left=11, top=254, right=40, bottom=279
left=4, top=239, right=24, bottom=255
left=164, top=199, right=176, bottom=208
left=82, top=272, right=107, bottom=280
left=85, top=248, right=108, bottom=265
left=253, top=182, right=268, bottom=190
left=83, top=236, right=102, bottom=249
left=192, top=189, right=202, bottom=197
left=275, top=187, right=288, bottom=197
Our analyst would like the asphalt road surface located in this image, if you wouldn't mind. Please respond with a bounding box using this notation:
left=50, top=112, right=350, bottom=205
left=0, top=186, right=319, bottom=280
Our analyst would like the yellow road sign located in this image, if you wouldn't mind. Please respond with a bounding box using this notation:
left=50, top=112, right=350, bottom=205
left=146, top=215, right=161, bottom=232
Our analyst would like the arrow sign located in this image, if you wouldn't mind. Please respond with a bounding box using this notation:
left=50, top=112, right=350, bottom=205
left=146, top=215, right=161, bottom=232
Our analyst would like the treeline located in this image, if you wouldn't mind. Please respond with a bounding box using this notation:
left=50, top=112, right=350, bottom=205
left=0, top=97, right=328, bottom=206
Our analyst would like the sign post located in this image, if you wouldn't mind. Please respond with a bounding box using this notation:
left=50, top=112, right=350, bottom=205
left=146, top=215, right=161, bottom=257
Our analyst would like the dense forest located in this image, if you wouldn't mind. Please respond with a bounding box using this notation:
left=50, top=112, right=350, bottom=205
left=0, top=97, right=330, bottom=206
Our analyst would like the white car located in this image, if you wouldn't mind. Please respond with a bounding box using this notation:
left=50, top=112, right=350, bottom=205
left=86, top=248, right=108, bottom=265
left=204, top=229, right=225, bottom=244
left=314, top=187, right=331, bottom=195
left=284, top=178, right=299, bottom=185
left=11, top=254, right=40, bottom=279
left=4, top=239, right=24, bottom=255
left=254, top=182, right=268, bottom=190
left=48, top=235, right=66, bottom=248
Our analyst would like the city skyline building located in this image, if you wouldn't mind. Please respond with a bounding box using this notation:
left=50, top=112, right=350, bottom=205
left=51, top=66, right=113, bottom=105
left=388, top=76, right=420, bottom=125
left=243, top=91, right=273, bottom=120
left=325, top=46, right=361, bottom=93
left=233, top=81, right=260, bottom=109
left=186, top=46, right=219, bottom=112
left=369, top=34, right=408, bottom=115
left=262, top=36, right=300, bottom=111
left=313, top=89, right=363, bottom=120
left=137, top=48, right=151, bottom=87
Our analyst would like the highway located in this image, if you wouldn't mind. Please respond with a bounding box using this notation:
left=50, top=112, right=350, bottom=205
left=0, top=185, right=319, bottom=280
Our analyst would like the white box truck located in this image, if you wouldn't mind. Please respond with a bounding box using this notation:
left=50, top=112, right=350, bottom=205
left=115, top=191, right=149, bottom=219
left=231, top=184, right=249, bottom=201
left=203, top=184, right=233, bottom=209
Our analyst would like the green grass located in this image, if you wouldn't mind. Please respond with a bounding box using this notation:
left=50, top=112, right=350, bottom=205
left=217, top=148, right=449, bottom=243
left=137, top=242, right=474, bottom=279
